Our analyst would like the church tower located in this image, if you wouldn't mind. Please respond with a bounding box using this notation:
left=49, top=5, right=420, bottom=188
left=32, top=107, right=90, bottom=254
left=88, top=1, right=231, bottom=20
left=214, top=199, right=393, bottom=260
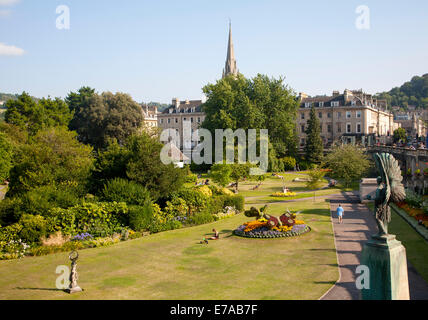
left=222, top=22, right=238, bottom=78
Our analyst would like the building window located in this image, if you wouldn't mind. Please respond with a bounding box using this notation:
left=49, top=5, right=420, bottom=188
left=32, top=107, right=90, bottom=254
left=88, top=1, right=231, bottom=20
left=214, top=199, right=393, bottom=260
left=327, top=112, right=331, bottom=118
left=356, top=111, right=362, bottom=118
left=191, top=117, right=194, bottom=123
left=351, top=100, right=357, bottom=106
left=301, top=113, right=305, bottom=120
left=160, top=119, right=164, bottom=124
left=327, top=124, right=332, bottom=133
left=332, top=101, right=339, bottom=107
left=167, top=118, right=171, bottom=124
left=346, top=111, right=352, bottom=119
left=337, top=112, right=342, bottom=118
left=183, top=118, right=187, bottom=121
left=346, top=123, right=352, bottom=133
left=319, top=102, right=324, bottom=107
left=198, top=117, right=201, bottom=123
left=305, top=102, right=312, bottom=108
left=301, top=125, right=305, bottom=133
left=175, top=118, right=178, bottom=123
left=319, top=112, right=322, bottom=118
left=356, top=123, right=362, bottom=133
left=337, top=123, right=342, bottom=133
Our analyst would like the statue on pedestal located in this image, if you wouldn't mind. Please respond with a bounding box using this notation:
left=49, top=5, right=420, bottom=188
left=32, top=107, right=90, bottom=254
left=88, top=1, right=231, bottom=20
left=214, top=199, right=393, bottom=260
left=373, top=153, right=406, bottom=236
left=361, top=153, right=409, bottom=300
left=66, top=251, right=83, bottom=294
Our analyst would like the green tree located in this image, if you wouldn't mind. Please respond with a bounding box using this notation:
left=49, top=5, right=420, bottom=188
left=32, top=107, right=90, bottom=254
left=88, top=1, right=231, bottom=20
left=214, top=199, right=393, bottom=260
left=7, top=127, right=94, bottom=197
left=304, top=106, right=323, bottom=164
left=202, top=74, right=299, bottom=158
left=393, top=127, right=407, bottom=143
left=93, top=132, right=186, bottom=200
left=5, top=92, right=72, bottom=135
left=306, top=168, right=327, bottom=201
left=230, top=163, right=251, bottom=192
left=324, top=144, right=370, bottom=187
left=210, top=163, right=233, bottom=187
left=0, top=132, right=14, bottom=181
left=66, top=88, right=144, bottom=149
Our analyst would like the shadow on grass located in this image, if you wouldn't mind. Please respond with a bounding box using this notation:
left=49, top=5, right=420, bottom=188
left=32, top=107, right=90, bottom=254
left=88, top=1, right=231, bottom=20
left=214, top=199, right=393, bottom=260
left=14, top=287, right=66, bottom=292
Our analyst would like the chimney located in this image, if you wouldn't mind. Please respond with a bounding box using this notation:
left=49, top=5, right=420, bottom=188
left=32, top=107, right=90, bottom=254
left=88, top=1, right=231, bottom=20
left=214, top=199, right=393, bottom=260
left=172, top=98, right=180, bottom=108
left=332, top=91, right=340, bottom=97
left=298, top=92, right=308, bottom=101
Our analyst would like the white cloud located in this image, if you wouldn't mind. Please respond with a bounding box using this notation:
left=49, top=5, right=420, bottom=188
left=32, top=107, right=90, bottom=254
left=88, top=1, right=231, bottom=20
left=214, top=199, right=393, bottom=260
left=0, top=42, right=24, bottom=56
left=0, top=0, right=20, bottom=6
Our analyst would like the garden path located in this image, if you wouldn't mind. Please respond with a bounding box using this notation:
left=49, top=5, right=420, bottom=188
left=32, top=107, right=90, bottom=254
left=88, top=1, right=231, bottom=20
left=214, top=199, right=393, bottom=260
left=320, top=192, right=428, bottom=300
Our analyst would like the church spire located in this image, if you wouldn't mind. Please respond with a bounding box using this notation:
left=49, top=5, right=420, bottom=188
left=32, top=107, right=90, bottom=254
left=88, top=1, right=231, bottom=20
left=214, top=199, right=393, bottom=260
left=222, top=21, right=238, bottom=78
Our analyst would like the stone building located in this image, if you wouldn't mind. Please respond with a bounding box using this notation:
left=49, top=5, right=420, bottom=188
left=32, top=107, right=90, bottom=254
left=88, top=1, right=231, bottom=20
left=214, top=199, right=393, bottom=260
left=157, top=98, right=205, bottom=149
left=297, top=89, right=398, bottom=148
left=141, top=104, right=158, bottom=130
left=393, top=111, right=426, bottom=139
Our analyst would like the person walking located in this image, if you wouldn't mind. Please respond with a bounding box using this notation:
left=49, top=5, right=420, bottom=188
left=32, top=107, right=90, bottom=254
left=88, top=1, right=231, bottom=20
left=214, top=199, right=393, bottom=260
left=336, top=205, right=344, bottom=224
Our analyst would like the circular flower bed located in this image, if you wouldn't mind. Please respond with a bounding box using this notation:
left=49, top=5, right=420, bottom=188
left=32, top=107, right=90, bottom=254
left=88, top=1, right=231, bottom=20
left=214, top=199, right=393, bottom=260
left=234, top=218, right=311, bottom=239
left=271, top=192, right=297, bottom=197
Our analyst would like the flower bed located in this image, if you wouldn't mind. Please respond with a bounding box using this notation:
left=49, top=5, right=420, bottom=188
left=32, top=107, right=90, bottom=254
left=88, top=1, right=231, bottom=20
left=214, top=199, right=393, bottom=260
left=271, top=192, right=297, bottom=198
left=233, top=218, right=310, bottom=239
left=396, top=202, right=428, bottom=228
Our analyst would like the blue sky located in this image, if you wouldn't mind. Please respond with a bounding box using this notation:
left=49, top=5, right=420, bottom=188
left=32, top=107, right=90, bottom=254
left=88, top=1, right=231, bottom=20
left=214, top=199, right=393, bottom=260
left=1, top=0, right=428, bottom=103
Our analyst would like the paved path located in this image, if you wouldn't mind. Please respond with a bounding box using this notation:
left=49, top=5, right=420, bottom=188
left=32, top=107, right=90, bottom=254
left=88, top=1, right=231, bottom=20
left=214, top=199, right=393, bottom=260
left=320, top=192, right=428, bottom=300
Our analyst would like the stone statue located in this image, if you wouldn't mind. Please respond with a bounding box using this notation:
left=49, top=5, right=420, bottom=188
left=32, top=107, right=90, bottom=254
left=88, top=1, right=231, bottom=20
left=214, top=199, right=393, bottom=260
left=373, top=153, right=406, bottom=236
left=361, top=153, right=410, bottom=300
left=66, top=251, right=83, bottom=294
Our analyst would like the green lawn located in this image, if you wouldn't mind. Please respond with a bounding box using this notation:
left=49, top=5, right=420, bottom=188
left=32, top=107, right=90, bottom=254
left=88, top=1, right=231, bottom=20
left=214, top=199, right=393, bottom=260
left=0, top=199, right=338, bottom=300
left=367, top=203, right=428, bottom=283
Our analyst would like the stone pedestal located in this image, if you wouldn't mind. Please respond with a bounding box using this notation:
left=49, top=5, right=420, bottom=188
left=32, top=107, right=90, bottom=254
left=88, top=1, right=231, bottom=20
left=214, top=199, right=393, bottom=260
left=361, top=235, right=410, bottom=300
left=66, top=286, right=83, bottom=294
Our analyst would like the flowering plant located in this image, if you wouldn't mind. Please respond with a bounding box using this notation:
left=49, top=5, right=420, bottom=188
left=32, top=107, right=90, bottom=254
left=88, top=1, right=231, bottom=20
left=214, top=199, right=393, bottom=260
left=72, top=233, right=93, bottom=241
left=271, top=192, right=297, bottom=197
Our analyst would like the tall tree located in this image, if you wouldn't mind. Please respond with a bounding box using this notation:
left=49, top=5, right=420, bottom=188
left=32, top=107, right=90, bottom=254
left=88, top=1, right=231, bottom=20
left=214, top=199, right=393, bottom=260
left=7, top=127, right=94, bottom=197
left=5, top=93, right=72, bottom=135
left=202, top=74, right=299, bottom=159
left=66, top=88, right=144, bottom=149
left=93, top=132, right=186, bottom=200
left=304, top=106, right=323, bottom=164
left=324, top=144, right=370, bottom=187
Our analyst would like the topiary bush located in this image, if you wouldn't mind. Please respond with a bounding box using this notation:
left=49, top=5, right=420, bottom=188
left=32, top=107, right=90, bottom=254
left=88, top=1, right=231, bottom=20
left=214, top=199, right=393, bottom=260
left=191, top=210, right=214, bottom=225
left=128, top=200, right=153, bottom=232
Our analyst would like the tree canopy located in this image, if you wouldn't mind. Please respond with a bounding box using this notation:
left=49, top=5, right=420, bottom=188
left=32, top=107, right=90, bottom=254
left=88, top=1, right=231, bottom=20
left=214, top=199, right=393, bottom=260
left=324, top=144, right=370, bottom=186
left=202, top=74, right=299, bottom=158
left=376, top=74, right=428, bottom=109
left=66, top=88, right=144, bottom=149
left=5, top=92, right=72, bottom=135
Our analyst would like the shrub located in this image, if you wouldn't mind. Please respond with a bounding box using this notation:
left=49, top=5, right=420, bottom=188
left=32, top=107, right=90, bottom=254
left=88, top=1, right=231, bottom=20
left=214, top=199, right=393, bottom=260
left=18, top=214, right=48, bottom=244
left=101, top=178, right=150, bottom=206
left=281, top=157, right=296, bottom=171
left=48, top=207, right=76, bottom=236
left=223, top=194, right=245, bottom=212
left=191, top=211, right=214, bottom=225
left=196, top=185, right=212, bottom=197
left=20, top=185, right=81, bottom=217
left=164, top=197, right=189, bottom=217
left=0, top=197, right=24, bottom=226
left=184, top=174, right=198, bottom=183
left=405, top=189, right=423, bottom=208
left=0, top=223, right=23, bottom=242
left=175, top=188, right=208, bottom=215
left=128, top=201, right=153, bottom=231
